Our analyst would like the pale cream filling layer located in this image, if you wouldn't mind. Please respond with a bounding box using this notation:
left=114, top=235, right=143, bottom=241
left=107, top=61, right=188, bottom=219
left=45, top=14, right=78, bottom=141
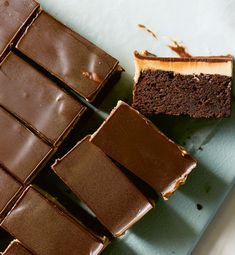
left=134, top=53, right=233, bottom=83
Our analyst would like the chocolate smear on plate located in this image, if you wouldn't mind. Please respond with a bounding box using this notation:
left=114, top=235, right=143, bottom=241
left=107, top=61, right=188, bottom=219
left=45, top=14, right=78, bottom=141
left=137, top=24, right=157, bottom=39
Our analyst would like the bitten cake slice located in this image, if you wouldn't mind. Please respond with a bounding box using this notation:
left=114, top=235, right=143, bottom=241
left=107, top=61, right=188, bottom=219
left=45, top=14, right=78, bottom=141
left=91, top=101, right=197, bottom=200
left=133, top=51, right=233, bottom=118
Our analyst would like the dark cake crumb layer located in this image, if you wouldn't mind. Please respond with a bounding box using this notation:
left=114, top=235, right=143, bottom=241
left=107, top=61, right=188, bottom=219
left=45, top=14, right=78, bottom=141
left=133, top=69, right=232, bottom=118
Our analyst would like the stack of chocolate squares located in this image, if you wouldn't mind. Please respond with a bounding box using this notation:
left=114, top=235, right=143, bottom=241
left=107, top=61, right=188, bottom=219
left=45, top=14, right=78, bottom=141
left=0, top=0, right=233, bottom=254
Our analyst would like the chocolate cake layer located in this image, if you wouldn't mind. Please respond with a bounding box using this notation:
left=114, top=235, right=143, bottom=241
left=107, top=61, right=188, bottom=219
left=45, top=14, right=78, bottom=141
left=0, top=0, right=39, bottom=63
left=0, top=107, right=53, bottom=183
left=52, top=136, right=153, bottom=237
left=1, top=186, right=105, bottom=255
left=3, top=240, right=33, bottom=255
left=0, top=167, right=22, bottom=218
left=16, top=11, right=121, bottom=102
left=91, top=101, right=197, bottom=200
left=0, top=52, right=87, bottom=146
left=133, top=51, right=233, bottom=118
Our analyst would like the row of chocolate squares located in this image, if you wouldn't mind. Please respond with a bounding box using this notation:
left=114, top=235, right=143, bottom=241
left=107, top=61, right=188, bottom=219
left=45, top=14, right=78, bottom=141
left=0, top=101, right=197, bottom=255
left=1, top=0, right=121, bottom=103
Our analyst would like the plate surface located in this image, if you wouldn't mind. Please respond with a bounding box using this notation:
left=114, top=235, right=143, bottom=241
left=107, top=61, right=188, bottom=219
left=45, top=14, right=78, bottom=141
left=2, top=0, right=235, bottom=254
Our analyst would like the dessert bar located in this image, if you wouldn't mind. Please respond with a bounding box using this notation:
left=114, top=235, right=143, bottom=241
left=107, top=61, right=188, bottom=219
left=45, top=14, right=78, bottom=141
left=0, top=0, right=39, bottom=63
left=52, top=136, right=153, bottom=237
left=0, top=107, right=53, bottom=183
left=1, top=186, right=106, bottom=255
left=16, top=11, right=122, bottom=102
left=91, top=101, right=197, bottom=200
left=0, top=52, right=87, bottom=146
left=133, top=51, right=233, bottom=118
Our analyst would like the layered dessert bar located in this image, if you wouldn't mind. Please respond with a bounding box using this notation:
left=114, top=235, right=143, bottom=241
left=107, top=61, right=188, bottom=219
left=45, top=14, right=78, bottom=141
left=16, top=11, right=122, bottom=102
left=91, top=101, right=197, bottom=200
left=0, top=52, right=87, bottom=146
left=1, top=186, right=106, bottom=255
left=133, top=51, right=233, bottom=118
left=52, top=136, right=153, bottom=237
left=0, top=107, right=52, bottom=183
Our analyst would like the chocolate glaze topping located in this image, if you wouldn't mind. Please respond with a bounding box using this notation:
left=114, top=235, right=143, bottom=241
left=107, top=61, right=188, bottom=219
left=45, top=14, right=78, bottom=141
left=2, top=240, right=33, bottom=255
left=16, top=11, right=120, bottom=102
left=1, top=187, right=105, bottom=255
left=52, top=136, right=153, bottom=237
left=0, top=0, right=39, bottom=63
left=91, top=101, right=197, bottom=199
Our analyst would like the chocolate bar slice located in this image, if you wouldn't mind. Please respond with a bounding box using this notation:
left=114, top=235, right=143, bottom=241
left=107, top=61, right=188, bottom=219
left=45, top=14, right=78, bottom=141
left=16, top=11, right=121, bottom=102
left=91, top=101, right=197, bottom=200
left=0, top=52, right=87, bottom=146
left=0, top=0, right=39, bottom=63
left=52, top=136, right=153, bottom=237
left=133, top=51, right=233, bottom=118
left=0, top=107, right=52, bottom=183
left=2, top=240, right=32, bottom=255
left=1, top=186, right=106, bottom=255
left=0, top=167, right=22, bottom=218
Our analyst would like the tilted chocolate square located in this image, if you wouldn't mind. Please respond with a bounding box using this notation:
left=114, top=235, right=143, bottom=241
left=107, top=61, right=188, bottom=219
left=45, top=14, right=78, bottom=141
left=1, top=186, right=106, bottom=255
left=0, top=0, right=39, bottom=62
left=91, top=101, right=197, bottom=200
left=0, top=107, right=53, bottom=183
left=0, top=52, right=87, bottom=146
left=16, top=11, right=122, bottom=102
left=52, top=136, right=153, bottom=237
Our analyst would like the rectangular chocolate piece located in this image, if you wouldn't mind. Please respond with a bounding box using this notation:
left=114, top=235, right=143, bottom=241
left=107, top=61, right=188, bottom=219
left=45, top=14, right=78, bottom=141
left=133, top=51, right=233, bottom=118
left=0, top=107, right=52, bottom=183
left=91, top=101, right=197, bottom=200
left=52, top=136, right=153, bottom=237
left=0, top=0, right=39, bottom=62
left=0, top=167, right=22, bottom=218
left=1, top=186, right=105, bottom=255
left=3, top=240, right=32, bottom=255
left=0, top=52, right=87, bottom=146
left=16, top=11, right=121, bottom=102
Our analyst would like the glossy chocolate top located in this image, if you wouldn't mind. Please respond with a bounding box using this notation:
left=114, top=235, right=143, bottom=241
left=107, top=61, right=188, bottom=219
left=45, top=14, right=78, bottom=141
left=17, top=11, right=119, bottom=101
left=1, top=187, right=105, bottom=255
left=52, top=136, right=153, bottom=237
left=0, top=167, right=22, bottom=217
left=3, top=240, right=32, bottom=255
left=0, top=107, right=52, bottom=183
left=0, top=0, right=39, bottom=62
left=91, top=101, right=197, bottom=199
left=0, top=53, right=86, bottom=145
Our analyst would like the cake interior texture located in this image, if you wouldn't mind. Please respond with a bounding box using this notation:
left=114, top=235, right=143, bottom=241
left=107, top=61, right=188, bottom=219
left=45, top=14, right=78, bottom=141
left=133, top=52, right=233, bottom=118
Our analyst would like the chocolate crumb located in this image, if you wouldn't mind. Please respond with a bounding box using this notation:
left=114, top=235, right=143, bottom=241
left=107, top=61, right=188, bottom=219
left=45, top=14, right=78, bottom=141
left=137, top=24, right=157, bottom=39
left=198, top=146, right=203, bottom=151
left=196, top=204, right=203, bottom=210
left=168, top=40, right=192, bottom=58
